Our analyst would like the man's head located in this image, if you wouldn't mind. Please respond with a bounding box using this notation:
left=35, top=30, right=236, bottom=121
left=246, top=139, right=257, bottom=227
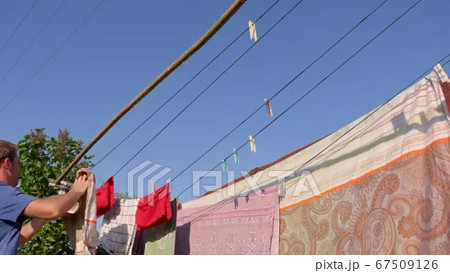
left=0, top=140, right=21, bottom=187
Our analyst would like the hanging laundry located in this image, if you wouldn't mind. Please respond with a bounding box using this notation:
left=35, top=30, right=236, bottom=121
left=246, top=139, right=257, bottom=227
left=222, top=158, right=228, bottom=172
left=175, top=185, right=279, bottom=255
left=279, top=71, right=450, bottom=254
left=249, top=135, right=256, bottom=152
left=99, top=198, right=139, bottom=255
left=135, top=184, right=172, bottom=230
left=64, top=168, right=99, bottom=255
left=96, top=176, right=115, bottom=218
left=248, top=20, right=257, bottom=42
left=264, top=98, right=273, bottom=117
left=233, top=148, right=239, bottom=165
left=133, top=199, right=178, bottom=255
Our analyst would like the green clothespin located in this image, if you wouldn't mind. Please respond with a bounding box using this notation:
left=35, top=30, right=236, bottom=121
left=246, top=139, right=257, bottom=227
left=233, top=148, right=239, bottom=165
left=124, top=191, right=128, bottom=200
left=222, top=158, right=228, bottom=172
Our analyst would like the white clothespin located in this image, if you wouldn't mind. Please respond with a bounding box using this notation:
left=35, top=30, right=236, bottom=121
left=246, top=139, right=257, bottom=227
left=248, top=20, right=257, bottom=42
left=433, top=64, right=449, bottom=83
left=249, top=135, right=257, bottom=153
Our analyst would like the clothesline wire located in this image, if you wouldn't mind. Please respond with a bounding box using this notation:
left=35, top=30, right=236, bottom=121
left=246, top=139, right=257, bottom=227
left=176, top=0, right=425, bottom=198
left=177, top=55, right=445, bottom=217
left=0, top=0, right=106, bottom=114
left=178, top=55, right=447, bottom=219
left=0, top=0, right=68, bottom=84
left=111, top=0, right=307, bottom=176
left=282, top=53, right=449, bottom=192
left=93, top=0, right=281, bottom=167
left=171, top=0, right=389, bottom=184
left=179, top=52, right=449, bottom=201
left=0, top=0, right=38, bottom=57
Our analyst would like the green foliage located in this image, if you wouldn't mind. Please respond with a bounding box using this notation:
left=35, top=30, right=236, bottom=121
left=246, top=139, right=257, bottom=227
left=17, top=128, right=94, bottom=255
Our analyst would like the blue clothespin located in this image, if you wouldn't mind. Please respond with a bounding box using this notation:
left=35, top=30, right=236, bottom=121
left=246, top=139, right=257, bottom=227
left=122, top=191, right=129, bottom=203
left=222, top=158, right=228, bottom=172
left=233, top=148, right=239, bottom=165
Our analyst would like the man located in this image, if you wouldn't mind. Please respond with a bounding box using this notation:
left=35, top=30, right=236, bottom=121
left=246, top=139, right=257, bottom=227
left=0, top=140, right=89, bottom=255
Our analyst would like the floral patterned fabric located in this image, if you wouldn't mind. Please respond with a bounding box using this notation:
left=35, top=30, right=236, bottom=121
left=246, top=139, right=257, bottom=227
left=279, top=69, right=450, bottom=255
left=280, top=141, right=450, bottom=254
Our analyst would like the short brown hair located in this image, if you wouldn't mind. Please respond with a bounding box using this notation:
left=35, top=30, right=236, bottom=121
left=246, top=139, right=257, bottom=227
left=0, top=140, right=17, bottom=165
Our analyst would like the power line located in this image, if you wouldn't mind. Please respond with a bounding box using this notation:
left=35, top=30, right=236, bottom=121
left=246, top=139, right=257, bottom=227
left=111, top=0, right=308, bottom=176
left=0, top=0, right=105, bottom=114
left=177, top=0, right=426, bottom=197
left=93, top=0, right=281, bottom=167
left=171, top=0, right=389, bottom=184
left=0, top=0, right=38, bottom=57
left=0, top=0, right=68, bottom=84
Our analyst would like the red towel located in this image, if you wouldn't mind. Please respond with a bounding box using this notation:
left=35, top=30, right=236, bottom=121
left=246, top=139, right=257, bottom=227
left=96, top=177, right=115, bottom=218
left=136, top=184, right=172, bottom=230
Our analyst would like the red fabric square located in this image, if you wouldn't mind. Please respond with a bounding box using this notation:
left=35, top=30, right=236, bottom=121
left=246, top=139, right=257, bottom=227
left=136, top=184, right=172, bottom=230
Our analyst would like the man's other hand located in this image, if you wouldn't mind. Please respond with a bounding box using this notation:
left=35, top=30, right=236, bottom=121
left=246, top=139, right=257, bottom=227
left=71, top=169, right=89, bottom=197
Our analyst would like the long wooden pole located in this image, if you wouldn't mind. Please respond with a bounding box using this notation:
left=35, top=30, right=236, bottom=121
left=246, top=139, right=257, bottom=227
left=55, top=0, right=247, bottom=184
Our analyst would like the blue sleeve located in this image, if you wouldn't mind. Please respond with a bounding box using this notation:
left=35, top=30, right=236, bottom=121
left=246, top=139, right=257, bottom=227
left=0, top=183, right=36, bottom=223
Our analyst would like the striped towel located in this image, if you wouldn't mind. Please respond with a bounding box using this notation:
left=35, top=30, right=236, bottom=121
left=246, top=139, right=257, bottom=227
left=65, top=168, right=99, bottom=255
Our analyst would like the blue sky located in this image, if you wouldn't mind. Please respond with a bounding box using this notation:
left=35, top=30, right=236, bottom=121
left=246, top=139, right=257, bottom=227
left=1, top=0, right=449, bottom=203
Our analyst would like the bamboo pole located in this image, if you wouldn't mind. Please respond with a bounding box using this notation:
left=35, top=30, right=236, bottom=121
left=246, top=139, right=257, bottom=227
left=55, top=0, right=247, bottom=184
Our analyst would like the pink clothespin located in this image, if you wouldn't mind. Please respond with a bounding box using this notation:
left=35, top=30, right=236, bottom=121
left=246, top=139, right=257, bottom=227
left=264, top=98, right=273, bottom=117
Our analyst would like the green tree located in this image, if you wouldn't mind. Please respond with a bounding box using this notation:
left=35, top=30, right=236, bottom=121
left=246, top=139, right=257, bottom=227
left=17, top=128, right=94, bottom=255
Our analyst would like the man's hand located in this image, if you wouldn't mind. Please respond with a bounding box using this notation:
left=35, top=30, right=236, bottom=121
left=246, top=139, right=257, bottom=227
left=24, top=168, right=92, bottom=220
left=71, top=168, right=89, bottom=197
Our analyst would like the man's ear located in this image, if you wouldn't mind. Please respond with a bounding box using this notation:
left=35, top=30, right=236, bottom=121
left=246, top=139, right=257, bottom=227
left=2, top=158, right=12, bottom=169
